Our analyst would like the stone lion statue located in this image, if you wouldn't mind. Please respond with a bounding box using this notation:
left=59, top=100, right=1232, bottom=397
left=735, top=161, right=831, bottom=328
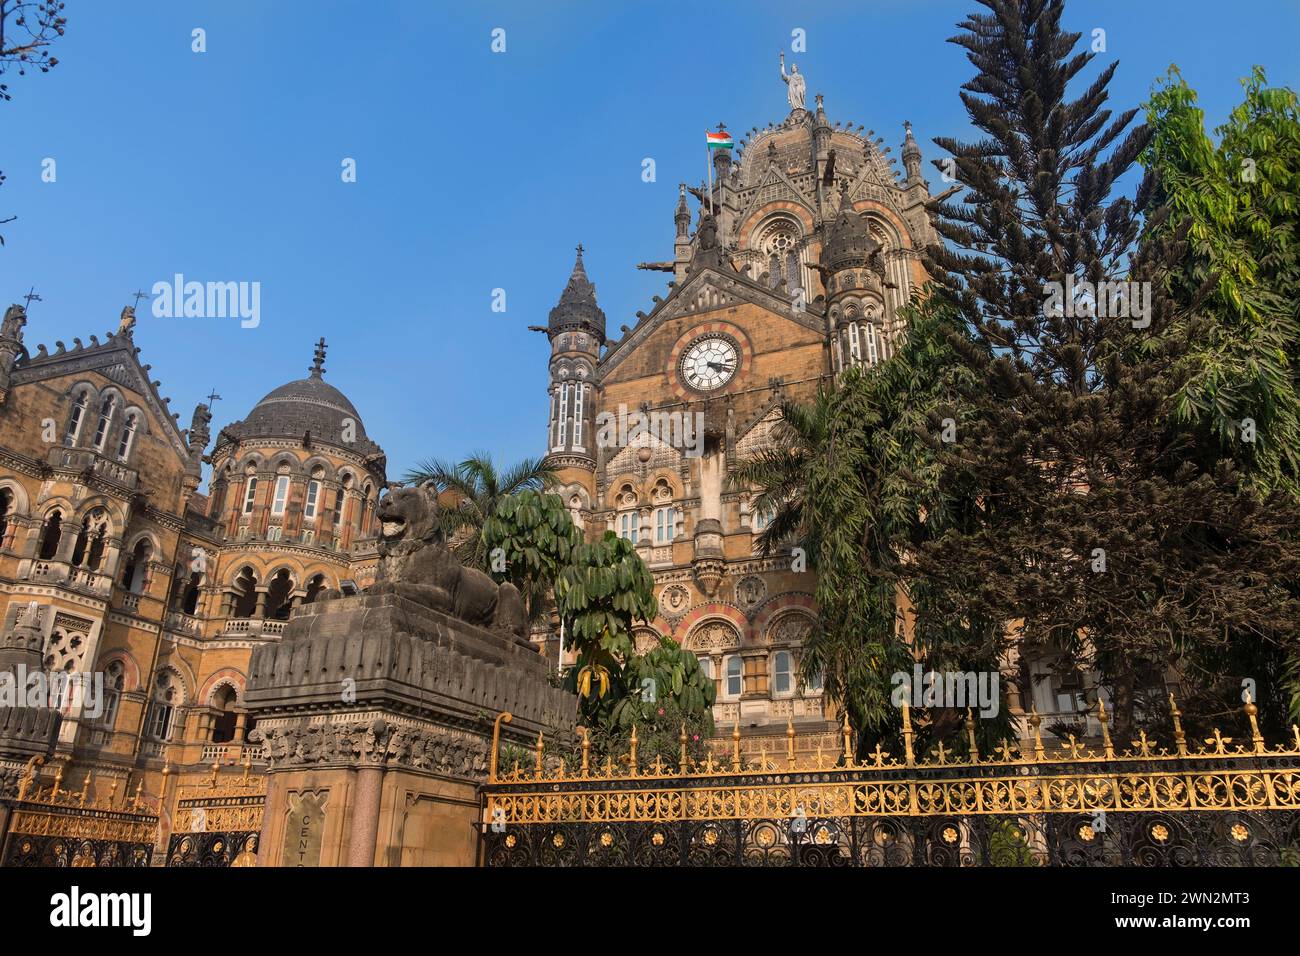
left=366, top=485, right=526, bottom=638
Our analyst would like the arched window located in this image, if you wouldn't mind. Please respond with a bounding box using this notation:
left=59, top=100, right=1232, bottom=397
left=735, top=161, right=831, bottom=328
left=270, top=475, right=291, bottom=515
left=65, top=390, right=89, bottom=446
left=303, top=573, right=326, bottom=604
left=116, top=412, right=139, bottom=461
left=37, top=510, right=63, bottom=560
left=758, top=220, right=802, bottom=290
left=773, top=651, right=793, bottom=696
left=654, top=506, right=676, bottom=543
left=147, top=671, right=179, bottom=741
left=848, top=322, right=862, bottom=364
left=91, top=394, right=118, bottom=451
left=618, top=511, right=638, bottom=544
left=232, top=566, right=258, bottom=618
left=331, top=487, right=345, bottom=525
left=805, top=664, right=823, bottom=693
left=71, top=511, right=108, bottom=570
left=242, top=477, right=258, bottom=514
left=753, top=502, right=774, bottom=532
left=265, top=569, right=294, bottom=620
left=120, top=539, right=151, bottom=594
left=0, top=487, right=11, bottom=548
left=180, top=571, right=203, bottom=615
left=864, top=322, right=879, bottom=366
left=210, top=685, right=238, bottom=744
left=100, top=660, right=125, bottom=730
left=724, top=656, right=743, bottom=698
left=698, top=657, right=714, bottom=682
left=304, top=479, right=321, bottom=519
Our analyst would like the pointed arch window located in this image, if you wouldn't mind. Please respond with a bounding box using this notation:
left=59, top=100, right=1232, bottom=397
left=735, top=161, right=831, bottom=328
left=242, top=477, right=258, bottom=514
left=91, top=394, right=118, bottom=451
left=38, top=510, right=63, bottom=560
left=847, top=322, right=862, bottom=364
left=65, top=391, right=89, bottom=446
left=100, top=660, right=125, bottom=730
left=618, top=511, right=638, bottom=544
left=864, top=322, right=879, bottom=366
left=116, top=412, right=139, bottom=461
left=0, top=487, right=12, bottom=548
left=146, top=671, right=179, bottom=741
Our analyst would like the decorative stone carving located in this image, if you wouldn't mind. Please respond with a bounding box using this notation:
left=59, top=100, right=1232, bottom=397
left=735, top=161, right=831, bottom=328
left=659, top=584, right=690, bottom=618
left=735, top=575, right=767, bottom=610
left=366, top=485, right=526, bottom=638
left=251, top=719, right=492, bottom=779
left=687, top=620, right=741, bottom=652
left=768, top=610, right=814, bottom=646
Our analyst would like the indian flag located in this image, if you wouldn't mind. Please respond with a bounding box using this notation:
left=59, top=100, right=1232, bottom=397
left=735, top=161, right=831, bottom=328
left=706, top=130, right=734, bottom=150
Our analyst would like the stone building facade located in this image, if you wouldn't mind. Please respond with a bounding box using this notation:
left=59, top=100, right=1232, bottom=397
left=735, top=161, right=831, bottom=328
left=0, top=304, right=385, bottom=828
left=537, top=92, right=937, bottom=756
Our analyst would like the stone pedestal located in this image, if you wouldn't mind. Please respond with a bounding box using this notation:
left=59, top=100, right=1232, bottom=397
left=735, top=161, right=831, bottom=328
left=245, top=592, right=575, bottom=867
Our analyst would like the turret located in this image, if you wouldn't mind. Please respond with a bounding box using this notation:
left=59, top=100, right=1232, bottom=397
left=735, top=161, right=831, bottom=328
left=544, top=246, right=604, bottom=466
left=821, top=182, right=894, bottom=373
left=902, top=121, right=924, bottom=187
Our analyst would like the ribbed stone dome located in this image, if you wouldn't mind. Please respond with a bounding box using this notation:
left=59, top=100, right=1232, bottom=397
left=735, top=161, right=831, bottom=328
left=222, top=339, right=381, bottom=454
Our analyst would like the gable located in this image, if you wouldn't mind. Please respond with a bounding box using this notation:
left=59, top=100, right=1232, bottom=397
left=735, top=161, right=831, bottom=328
left=11, top=337, right=192, bottom=458
left=600, top=265, right=824, bottom=382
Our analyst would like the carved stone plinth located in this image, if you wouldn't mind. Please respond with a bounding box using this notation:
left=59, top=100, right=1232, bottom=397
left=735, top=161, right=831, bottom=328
left=245, top=592, right=575, bottom=866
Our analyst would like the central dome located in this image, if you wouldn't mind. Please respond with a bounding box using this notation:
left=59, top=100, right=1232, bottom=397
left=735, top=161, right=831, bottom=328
left=222, top=339, right=380, bottom=454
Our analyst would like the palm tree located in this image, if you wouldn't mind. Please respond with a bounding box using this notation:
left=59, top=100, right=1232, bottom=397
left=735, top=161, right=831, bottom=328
left=728, top=389, right=836, bottom=558
left=403, top=452, right=557, bottom=571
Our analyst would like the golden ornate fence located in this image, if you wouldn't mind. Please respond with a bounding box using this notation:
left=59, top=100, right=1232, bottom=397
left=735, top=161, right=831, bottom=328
left=0, top=756, right=158, bottom=867
left=480, top=697, right=1300, bottom=866
left=166, top=759, right=265, bottom=867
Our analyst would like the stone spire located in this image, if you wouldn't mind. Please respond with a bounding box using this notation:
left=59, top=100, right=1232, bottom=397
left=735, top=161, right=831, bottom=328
left=675, top=183, right=691, bottom=238
left=547, top=245, right=606, bottom=343
left=902, top=120, right=924, bottom=186
left=309, top=337, right=327, bottom=378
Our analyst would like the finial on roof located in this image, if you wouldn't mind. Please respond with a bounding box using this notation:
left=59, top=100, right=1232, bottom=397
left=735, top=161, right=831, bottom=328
left=310, top=337, right=327, bottom=378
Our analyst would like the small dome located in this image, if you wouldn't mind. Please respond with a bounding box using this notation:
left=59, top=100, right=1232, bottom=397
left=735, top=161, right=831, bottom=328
left=222, top=339, right=381, bottom=455
left=820, top=187, right=883, bottom=274
left=548, top=245, right=606, bottom=342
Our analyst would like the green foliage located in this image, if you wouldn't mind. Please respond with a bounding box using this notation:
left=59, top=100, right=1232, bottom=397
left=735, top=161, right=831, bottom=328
left=482, top=488, right=579, bottom=621
left=403, top=451, right=557, bottom=571
left=555, top=532, right=658, bottom=668
left=611, top=637, right=716, bottom=733
left=1143, top=66, right=1300, bottom=497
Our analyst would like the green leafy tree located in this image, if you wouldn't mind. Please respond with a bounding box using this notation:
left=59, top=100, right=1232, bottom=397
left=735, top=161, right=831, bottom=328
left=920, top=0, right=1300, bottom=741
left=736, top=292, right=1013, bottom=753
left=1143, top=66, right=1300, bottom=497
left=554, top=532, right=657, bottom=716
left=481, top=488, right=579, bottom=623
left=403, top=452, right=556, bottom=570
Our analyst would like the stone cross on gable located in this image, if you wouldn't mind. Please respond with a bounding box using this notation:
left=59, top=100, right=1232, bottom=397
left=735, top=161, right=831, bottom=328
left=22, top=287, right=41, bottom=311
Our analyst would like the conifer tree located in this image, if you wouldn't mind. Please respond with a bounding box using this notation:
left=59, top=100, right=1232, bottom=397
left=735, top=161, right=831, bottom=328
left=921, top=0, right=1300, bottom=739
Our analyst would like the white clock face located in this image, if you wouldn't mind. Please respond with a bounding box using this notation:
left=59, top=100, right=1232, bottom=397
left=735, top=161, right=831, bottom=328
left=680, top=336, right=738, bottom=391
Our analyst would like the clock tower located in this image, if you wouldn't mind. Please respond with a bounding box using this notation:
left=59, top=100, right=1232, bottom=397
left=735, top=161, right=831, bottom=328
left=539, top=82, right=936, bottom=758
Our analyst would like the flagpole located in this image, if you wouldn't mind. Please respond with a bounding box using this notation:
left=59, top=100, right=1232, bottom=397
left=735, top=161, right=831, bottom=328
left=705, top=131, right=712, bottom=218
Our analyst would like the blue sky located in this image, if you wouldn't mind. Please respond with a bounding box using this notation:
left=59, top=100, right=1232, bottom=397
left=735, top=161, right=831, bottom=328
left=2, top=0, right=1296, bottom=487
